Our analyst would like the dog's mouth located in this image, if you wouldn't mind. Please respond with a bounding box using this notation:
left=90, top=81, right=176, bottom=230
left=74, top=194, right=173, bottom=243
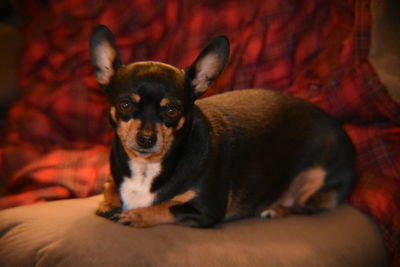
left=117, top=121, right=174, bottom=161
left=132, top=146, right=158, bottom=156
left=123, top=137, right=170, bottom=160
left=135, top=149, right=151, bottom=154
left=126, top=141, right=160, bottom=157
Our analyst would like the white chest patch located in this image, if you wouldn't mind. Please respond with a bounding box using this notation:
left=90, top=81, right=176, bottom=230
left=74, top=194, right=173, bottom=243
left=120, top=159, right=161, bottom=211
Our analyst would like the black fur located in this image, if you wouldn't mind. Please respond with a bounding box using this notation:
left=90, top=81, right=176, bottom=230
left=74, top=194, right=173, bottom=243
left=90, top=25, right=355, bottom=228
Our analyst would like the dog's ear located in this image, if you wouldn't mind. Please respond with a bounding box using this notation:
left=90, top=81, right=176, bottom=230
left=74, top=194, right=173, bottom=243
left=89, top=25, right=122, bottom=87
left=186, top=36, right=229, bottom=98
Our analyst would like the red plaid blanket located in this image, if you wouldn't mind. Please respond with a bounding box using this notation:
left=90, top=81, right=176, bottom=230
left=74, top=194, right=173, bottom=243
left=0, top=0, right=399, bottom=264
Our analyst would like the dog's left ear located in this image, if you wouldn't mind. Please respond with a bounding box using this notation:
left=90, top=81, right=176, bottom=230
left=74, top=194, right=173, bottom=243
left=89, top=25, right=122, bottom=88
left=187, top=36, right=229, bottom=98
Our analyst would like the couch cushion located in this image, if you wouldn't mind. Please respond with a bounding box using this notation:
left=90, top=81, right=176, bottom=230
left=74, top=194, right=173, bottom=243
left=0, top=196, right=387, bottom=266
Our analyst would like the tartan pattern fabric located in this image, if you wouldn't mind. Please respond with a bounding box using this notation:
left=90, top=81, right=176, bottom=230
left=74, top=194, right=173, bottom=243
left=0, top=0, right=398, bottom=264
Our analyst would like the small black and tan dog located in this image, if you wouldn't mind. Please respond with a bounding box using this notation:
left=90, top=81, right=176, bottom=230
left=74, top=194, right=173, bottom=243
left=90, top=25, right=355, bottom=228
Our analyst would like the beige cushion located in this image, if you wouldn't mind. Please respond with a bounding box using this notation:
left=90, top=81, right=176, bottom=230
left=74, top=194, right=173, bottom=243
left=0, top=195, right=387, bottom=266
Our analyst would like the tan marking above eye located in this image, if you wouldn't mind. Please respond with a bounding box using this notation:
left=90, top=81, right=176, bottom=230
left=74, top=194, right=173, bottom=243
left=160, top=98, right=170, bottom=107
left=130, top=93, right=141, bottom=103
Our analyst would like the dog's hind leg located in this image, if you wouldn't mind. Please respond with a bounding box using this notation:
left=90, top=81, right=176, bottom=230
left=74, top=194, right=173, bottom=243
left=260, top=167, right=338, bottom=219
left=260, top=189, right=338, bottom=218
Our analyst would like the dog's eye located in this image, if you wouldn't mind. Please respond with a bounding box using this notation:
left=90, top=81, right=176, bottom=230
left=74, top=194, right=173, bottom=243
left=164, top=104, right=180, bottom=119
left=117, top=100, right=135, bottom=113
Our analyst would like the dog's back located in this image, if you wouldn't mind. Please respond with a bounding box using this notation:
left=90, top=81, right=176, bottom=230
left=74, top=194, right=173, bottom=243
left=196, top=89, right=355, bottom=220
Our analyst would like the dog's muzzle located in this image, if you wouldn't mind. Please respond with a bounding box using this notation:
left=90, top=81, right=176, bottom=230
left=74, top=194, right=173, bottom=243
left=136, top=130, right=157, bottom=149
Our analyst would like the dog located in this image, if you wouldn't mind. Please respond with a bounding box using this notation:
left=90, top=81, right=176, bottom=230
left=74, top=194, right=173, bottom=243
left=89, top=25, right=355, bottom=228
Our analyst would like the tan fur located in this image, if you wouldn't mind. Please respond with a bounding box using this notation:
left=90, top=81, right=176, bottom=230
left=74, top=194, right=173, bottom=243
left=130, top=93, right=141, bottom=103
left=110, top=107, right=117, bottom=122
left=176, top=117, right=185, bottom=131
left=97, top=180, right=122, bottom=213
left=116, top=118, right=176, bottom=162
left=171, top=190, right=196, bottom=202
left=145, top=124, right=174, bottom=161
left=116, top=190, right=197, bottom=227
left=160, top=98, right=170, bottom=107
left=306, top=190, right=338, bottom=209
left=291, top=167, right=326, bottom=206
left=117, top=119, right=141, bottom=158
left=261, top=167, right=328, bottom=218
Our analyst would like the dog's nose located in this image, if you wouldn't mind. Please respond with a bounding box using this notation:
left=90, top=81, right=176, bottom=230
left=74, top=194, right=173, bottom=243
left=136, top=131, right=157, bottom=149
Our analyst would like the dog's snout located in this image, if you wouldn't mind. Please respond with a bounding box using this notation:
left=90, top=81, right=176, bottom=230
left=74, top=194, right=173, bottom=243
left=136, top=130, right=157, bottom=149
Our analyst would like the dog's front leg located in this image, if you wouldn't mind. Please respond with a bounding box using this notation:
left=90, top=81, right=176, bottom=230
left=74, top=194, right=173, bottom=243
left=112, top=190, right=204, bottom=227
left=96, top=180, right=122, bottom=218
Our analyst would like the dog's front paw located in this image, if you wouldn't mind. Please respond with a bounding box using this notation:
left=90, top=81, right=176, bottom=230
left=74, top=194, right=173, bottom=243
left=96, top=201, right=122, bottom=219
left=111, top=205, right=174, bottom=227
left=111, top=209, right=150, bottom=227
left=97, top=208, right=121, bottom=219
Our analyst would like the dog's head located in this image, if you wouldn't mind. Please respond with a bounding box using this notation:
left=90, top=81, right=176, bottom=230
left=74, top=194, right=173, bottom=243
left=89, top=25, right=229, bottom=160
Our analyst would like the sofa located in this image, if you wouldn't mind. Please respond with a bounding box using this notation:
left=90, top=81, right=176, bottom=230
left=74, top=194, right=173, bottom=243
left=0, top=0, right=398, bottom=265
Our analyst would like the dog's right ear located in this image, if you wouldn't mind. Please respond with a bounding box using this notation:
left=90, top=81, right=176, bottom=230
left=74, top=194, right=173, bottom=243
left=89, top=25, right=121, bottom=87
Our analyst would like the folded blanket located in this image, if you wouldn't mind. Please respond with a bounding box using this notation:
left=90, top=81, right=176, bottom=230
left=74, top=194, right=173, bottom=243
left=0, top=0, right=399, bottom=264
